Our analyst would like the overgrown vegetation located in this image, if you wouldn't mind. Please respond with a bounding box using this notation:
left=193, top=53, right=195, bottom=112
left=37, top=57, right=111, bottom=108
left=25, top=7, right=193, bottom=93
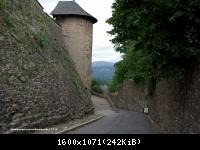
left=13, top=0, right=22, bottom=10
left=93, top=78, right=109, bottom=86
left=0, top=0, right=5, bottom=10
left=26, top=11, right=33, bottom=18
left=107, top=0, right=200, bottom=95
left=35, top=14, right=47, bottom=30
left=0, top=0, right=83, bottom=89
left=33, top=32, right=48, bottom=48
left=3, top=13, right=14, bottom=27
left=91, top=79, right=103, bottom=94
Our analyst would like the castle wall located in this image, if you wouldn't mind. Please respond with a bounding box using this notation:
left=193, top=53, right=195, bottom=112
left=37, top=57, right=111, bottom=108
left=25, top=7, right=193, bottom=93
left=109, top=60, right=200, bottom=133
left=57, top=17, right=93, bottom=90
left=0, top=0, right=93, bottom=133
left=109, top=80, right=147, bottom=112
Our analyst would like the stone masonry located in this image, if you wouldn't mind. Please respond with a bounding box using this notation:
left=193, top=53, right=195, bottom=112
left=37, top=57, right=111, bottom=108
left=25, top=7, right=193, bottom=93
left=0, top=0, right=93, bottom=133
left=51, top=1, right=97, bottom=91
left=58, top=17, right=93, bottom=91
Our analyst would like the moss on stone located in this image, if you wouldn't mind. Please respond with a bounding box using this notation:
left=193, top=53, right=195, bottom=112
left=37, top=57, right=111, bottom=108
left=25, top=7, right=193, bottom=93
left=33, top=31, right=48, bottom=48
left=26, top=11, right=33, bottom=18
left=13, top=0, right=22, bottom=10
left=3, top=13, right=14, bottom=27
left=0, top=0, right=5, bottom=11
left=0, top=0, right=92, bottom=133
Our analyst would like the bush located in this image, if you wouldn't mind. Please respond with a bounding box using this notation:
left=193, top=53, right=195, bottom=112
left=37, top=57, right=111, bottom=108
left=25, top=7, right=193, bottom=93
left=107, top=0, right=200, bottom=95
left=91, top=79, right=103, bottom=94
left=108, top=61, right=126, bottom=92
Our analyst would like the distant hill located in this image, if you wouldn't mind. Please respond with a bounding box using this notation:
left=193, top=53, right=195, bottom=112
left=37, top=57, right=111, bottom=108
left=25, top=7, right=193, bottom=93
left=92, top=61, right=115, bottom=81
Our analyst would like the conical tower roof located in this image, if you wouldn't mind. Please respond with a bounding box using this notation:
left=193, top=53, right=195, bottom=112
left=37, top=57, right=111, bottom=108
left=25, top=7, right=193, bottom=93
left=51, top=1, right=97, bottom=23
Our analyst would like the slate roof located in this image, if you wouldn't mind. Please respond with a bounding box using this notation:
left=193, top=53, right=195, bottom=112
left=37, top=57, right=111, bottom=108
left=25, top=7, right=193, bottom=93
left=51, top=1, right=97, bottom=23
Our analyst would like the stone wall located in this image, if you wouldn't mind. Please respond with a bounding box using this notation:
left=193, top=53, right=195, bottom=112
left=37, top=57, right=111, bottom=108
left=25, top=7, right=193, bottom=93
left=109, top=62, right=200, bottom=133
left=0, top=0, right=93, bottom=133
left=57, top=17, right=93, bottom=91
left=109, top=80, right=147, bottom=112
left=150, top=62, right=200, bottom=133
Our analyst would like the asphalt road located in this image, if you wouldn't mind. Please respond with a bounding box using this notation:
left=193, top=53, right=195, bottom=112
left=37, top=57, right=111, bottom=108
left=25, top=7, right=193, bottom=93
left=67, top=96, right=153, bottom=134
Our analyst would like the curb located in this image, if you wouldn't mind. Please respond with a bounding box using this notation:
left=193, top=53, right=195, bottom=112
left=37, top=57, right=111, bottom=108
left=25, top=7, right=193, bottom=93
left=55, top=115, right=104, bottom=134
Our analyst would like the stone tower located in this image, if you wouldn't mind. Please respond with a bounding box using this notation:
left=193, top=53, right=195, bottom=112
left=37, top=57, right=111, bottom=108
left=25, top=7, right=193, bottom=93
left=51, top=1, right=97, bottom=90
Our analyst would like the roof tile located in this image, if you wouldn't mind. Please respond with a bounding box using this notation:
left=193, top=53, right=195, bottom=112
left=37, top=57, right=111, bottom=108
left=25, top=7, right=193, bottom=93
left=51, top=1, right=97, bottom=23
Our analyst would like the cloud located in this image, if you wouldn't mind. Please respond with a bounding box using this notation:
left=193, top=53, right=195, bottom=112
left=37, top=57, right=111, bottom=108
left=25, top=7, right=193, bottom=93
left=92, top=46, right=122, bottom=63
left=38, top=0, right=121, bottom=63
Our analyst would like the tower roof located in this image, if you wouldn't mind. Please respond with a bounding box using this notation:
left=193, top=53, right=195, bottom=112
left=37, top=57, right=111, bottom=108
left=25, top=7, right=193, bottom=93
left=51, top=1, right=98, bottom=23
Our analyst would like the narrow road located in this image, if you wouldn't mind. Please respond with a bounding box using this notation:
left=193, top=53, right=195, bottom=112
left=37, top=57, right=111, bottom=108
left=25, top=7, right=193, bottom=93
left=67, top=95, right=153, bottom=134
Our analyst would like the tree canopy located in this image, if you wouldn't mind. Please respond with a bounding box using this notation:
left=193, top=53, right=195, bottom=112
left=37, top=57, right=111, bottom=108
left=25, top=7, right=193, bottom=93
left=107, top=0, right=200, bottom=94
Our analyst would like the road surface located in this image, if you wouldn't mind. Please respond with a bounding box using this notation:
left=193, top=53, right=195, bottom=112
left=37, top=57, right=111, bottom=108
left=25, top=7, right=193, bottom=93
left=67, top=95, right=153, bottom=134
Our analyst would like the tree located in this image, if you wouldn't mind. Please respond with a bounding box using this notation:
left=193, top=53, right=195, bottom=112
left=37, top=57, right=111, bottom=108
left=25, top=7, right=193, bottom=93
left=91, top=79, right=103, bottom=94
left=107, top=0, right=200, bottom=94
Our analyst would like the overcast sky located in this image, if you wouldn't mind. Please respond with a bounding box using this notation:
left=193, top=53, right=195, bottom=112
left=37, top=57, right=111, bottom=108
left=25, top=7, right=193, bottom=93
left=38, top=0, right=122, bottom=63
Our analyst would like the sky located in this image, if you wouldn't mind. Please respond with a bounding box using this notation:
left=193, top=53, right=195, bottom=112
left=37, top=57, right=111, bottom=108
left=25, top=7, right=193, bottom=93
left=38, top=0, right=122, bottom=63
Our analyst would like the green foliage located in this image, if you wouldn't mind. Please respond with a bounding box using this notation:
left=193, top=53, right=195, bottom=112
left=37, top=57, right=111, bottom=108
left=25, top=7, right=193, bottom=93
left=108, top=61, right=126, bottom=92
left=35, top=14, right=46, bottom=30
left=91, top=79, right=103, bottom=94
left=26, top=11, right=33, bottom=18
left=107, top=0, right=200, bottom=95
left=93, top=78, right=109, bottom=86
left=108, top=78, right=120, bottom=93
left=0, top=0, right=5, bottom=10
left=3, top=13, right=14, bottom=27
left=13, top=0, right=22, bottom=10
left=33, top=32, right=48, bottom=48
